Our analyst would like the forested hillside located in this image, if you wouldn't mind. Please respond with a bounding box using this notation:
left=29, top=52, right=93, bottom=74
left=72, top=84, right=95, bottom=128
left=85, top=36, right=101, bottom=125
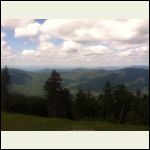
left=8, top=68, right=149, bottom=96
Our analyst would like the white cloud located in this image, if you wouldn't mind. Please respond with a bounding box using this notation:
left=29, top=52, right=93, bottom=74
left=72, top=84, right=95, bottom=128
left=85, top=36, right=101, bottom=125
left=1, top=31, right=15, bottom=60
left=62, top=40, right=81, bottom=53
left=15, top=22, right=41, bottom=37
left=1, top=41, right=15, bottom=60
left=22, top=50, right=36, bottom=56
left=117, top=45, right=149, bottom=63
left=40, top=19, right=98, bottom=41
left=1, top=19, right=34, bottom=28
left=41, top=19, right=75, bottom=33
left=136, top=46, right=149, bottom=59
left=38, top=41, right=55, bottom=51
left=1, top=32, right=6, bottom=39
left=39, top=19, right=149, bottom=44
left=118, top=50, right=132, bottom=57
left=1, top=19, right=149, bottom=67
left=38, top=33, right=51, bottom=42
left=82, top=45, right=112, bottom=56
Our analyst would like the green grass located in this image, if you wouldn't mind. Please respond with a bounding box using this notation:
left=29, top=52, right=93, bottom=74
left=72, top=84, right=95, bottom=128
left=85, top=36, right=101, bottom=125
left=1, top=112, right=149, bottom=131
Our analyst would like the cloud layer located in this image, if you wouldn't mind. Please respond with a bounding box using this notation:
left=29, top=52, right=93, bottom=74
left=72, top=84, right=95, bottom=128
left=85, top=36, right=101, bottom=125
left=1, top=19, right=149, bottom=67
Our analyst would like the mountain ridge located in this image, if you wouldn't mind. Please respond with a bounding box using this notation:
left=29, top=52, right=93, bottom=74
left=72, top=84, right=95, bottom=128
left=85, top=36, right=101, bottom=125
left=1, top=67, right=149, bottom=96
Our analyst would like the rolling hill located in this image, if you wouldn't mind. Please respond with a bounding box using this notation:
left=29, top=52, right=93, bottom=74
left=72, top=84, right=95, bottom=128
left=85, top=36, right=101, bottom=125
left=6, top=67, right=149, bottom=96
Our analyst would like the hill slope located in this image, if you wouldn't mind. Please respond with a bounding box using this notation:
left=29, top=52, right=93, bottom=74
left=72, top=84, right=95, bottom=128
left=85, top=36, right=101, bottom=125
left=8, top=68, right=149, bottom=96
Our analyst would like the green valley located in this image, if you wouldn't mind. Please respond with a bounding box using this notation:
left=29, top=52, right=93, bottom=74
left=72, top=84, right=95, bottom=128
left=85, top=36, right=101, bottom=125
left=9, top=67, right=149, bottom=96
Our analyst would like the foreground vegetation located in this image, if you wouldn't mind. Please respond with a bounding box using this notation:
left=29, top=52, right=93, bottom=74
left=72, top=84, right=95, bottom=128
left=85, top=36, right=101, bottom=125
left=1, top=112, right=148, bottom=131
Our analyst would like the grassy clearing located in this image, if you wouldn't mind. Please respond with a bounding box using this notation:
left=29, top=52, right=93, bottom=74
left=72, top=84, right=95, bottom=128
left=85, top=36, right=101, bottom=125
left=1, top=112, right=149, bottom=131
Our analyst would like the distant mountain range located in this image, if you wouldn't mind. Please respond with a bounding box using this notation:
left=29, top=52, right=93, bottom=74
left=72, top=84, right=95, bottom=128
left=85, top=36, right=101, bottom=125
left=3, top=67, right=149, bottom=96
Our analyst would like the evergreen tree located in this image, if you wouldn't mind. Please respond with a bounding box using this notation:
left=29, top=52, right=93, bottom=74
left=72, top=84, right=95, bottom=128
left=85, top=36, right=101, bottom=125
left=136, top=89, right=141, bottom=97
left=44, top=70, right=62, bottom=117
left=74, top=90, right=99, bottom=120
left=1, top=66, right=11, bottom=111
left=112, top=84, right=132, bottom=124
left=97, top=94, right=105, bottom=120
left=102, top=80, right=113, bottom=120
left=58, top=88, right=73, bottom=119
left=128, top=93, right=149, bottom=125
left=44, top=70, right=72, bottom=118
left=73, top=90, right=87, bottom=119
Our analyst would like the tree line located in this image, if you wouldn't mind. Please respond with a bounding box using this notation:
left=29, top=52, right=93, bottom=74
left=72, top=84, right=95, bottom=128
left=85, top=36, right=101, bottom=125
left=1, top=66, right=149, bottom=125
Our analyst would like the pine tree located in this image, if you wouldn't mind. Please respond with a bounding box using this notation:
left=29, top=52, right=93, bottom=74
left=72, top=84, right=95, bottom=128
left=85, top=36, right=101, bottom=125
left=74, top=90, right=87, bottom=119
left=44, top=70, right=72, bottom=118
left=1, top=66, right=11, bottom=111
left=102, top=80, right=112, bottom=120
left=44, top=70, right=62, bottom=117
left=112, top=84, right=132, bottom=124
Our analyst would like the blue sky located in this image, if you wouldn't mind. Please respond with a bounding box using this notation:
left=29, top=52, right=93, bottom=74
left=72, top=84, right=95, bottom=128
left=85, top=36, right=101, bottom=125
left=3, top=30, right=38, bottom=55
left=2, top=20, right=44, bottom=55
left=2, top=19, right=64, bottom=56
left=35, top=19, right=46, bottom=24
left=1, top=19, right=149, bottom=67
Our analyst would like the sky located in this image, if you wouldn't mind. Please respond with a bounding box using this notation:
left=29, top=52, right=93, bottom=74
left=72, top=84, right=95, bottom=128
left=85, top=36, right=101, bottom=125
left=1, top=19, right=149, bottom=68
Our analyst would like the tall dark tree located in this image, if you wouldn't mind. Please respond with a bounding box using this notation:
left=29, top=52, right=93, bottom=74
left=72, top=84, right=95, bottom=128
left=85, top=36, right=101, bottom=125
left=112, top=84, right=132, bottom=124
left=74, top=89, right=99, bottom=120
left=44, top=70, right=72, bottom=118
left=136, top=89, right=141, bottom=97
left=1, top=66, right=11, bottom=111
left=97, top=94, right=105, bottom=120
left=58, top=88, right=73, bottom=119
left=102, top=80, right=113, bottom=120
left=128, top=93, right=149, bottom=125
left=44, top=70, right=62, bottom=117
left=73, top=90, right=87, bottom=119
